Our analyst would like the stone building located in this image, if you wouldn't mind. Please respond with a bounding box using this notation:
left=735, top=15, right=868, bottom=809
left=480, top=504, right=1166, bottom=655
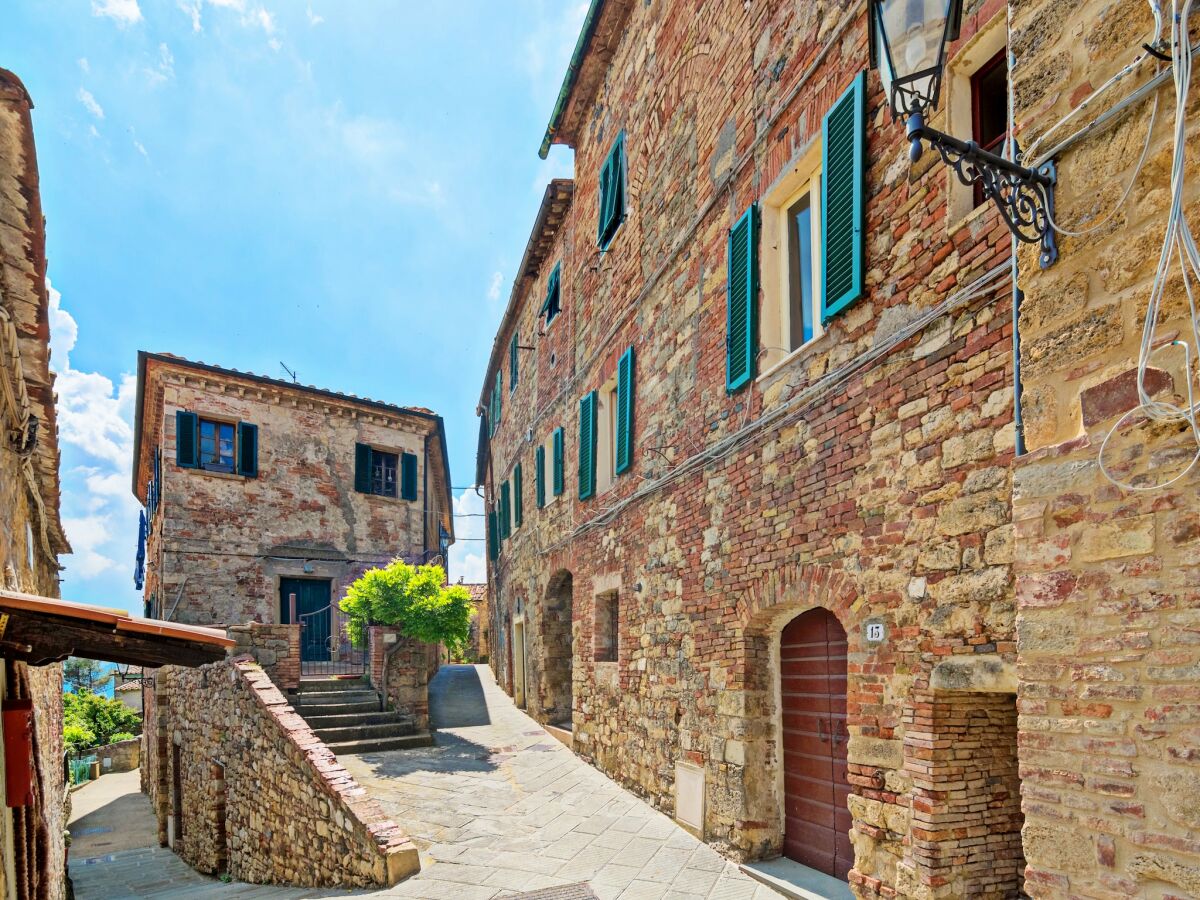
left=131, top=352, right=454, bottom=674
left=478, top=0, right=1025, bottom=894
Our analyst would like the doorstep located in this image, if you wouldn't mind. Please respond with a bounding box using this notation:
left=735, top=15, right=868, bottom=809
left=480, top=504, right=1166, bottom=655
left=739, top=858, right=855, bottom=900
left=543, top=722, right=572, bottom=747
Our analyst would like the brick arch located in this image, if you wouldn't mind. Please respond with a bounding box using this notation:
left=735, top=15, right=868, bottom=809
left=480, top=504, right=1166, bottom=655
left=736, top=562, right=859, bottom=637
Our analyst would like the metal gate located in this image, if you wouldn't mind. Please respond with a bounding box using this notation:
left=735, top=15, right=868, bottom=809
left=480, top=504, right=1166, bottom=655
left=297, top=602, right=365, bottom=676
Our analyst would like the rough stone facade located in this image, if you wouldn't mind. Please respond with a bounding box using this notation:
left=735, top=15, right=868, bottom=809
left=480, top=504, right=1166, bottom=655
left=366, top=625, right=437, bottom=732
left=143, top=656, right=419, bottom=887
left=95, top=737, right=141, bottom=775
left=132, top=352, right=454, bottom=630
left=228, top=622, right=300, bottom=690
left=0, top=67, right=73, bottom=900
left=478, top=0, right=1029, bottom=895
left=1010, top=0, right=1200, bottom=896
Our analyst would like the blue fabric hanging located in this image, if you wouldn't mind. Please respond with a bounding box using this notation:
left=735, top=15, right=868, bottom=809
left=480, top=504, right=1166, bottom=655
left=134, top=511, right=147, bottom=591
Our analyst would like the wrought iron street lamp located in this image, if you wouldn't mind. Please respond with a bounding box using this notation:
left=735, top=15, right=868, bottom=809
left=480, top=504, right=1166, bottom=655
left=870, top=0, right=1059, bottom=267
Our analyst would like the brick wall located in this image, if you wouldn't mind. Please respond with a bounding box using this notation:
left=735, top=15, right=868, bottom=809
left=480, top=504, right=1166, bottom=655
left=144, top=657, right=419, bottom=887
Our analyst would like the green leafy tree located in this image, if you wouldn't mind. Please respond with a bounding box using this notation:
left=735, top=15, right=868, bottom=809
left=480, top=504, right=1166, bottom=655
left=63, top=658, right=111, bottom=694
left=63, top=690, right=142, bottom=751
left=339, top=560, right=473, bottom=656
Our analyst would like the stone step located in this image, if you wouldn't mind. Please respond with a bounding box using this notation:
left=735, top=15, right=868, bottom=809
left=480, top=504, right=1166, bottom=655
left=325, top=732, right=434, bottom=754
left=301, top=710, right=412, bottom=729
left=292, top=699, right=381, bottom=717
left=295, top=678, right=372, bottom=693
left=313, top=721, right=415, bottom=743
left=292, top=689, right=379, bottom=705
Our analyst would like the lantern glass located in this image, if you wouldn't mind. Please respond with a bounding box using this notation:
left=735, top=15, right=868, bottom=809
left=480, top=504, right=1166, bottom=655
left=873, top=0, right=959, bottom=116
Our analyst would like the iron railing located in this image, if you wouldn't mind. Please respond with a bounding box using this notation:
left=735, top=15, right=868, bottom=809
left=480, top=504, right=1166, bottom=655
left=297, top=603, right=365, bottom=676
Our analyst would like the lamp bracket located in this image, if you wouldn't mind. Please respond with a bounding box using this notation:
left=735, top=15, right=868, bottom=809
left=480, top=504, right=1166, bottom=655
left=907, top=113, right=1058, bottom=269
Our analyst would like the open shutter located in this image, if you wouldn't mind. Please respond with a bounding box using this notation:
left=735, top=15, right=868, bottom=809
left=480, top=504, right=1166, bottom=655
left=615, top=346, right=635, bottom=474
left=597, top=152, right=613, bottom=245
left=175, top=411, right=198, bottom=468
left=400, top=452, right=418, bottom=500
left=535, top=445, right=546, bottom=508
left=513, top=463, right=523, bottom=527
left=578, top=391, right=598, bottom=500
left=510, top=334, right=519, bottom=389
left=500, top=481, right=511, bottom=539
left=354, top=443, right=373, bottom=493
left=726, top=205, right=758, bottom=392
left=488, top=511, right=499, bottom=561
left=553, top=427, right=565, bottom=496
left=236, top=422, right=258, bottom=478
left=821, top=71, right=867, bottom=322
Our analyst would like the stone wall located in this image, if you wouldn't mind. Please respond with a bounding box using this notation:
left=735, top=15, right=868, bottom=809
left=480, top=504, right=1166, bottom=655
left=227, top=623, right=300, bottom=690
left=367, top=626, right=435, bottom=732
left=480, top=0, right=1022, bottom=893
left=1010, top=0, right=1200, bottom=896
left=95, top=737, right=141, bottom=775
left=144, top=656, right=419, bottom=887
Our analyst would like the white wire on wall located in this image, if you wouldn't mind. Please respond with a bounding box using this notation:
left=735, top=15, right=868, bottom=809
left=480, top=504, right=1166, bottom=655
left=1099, top=0, right=1200, bottom=491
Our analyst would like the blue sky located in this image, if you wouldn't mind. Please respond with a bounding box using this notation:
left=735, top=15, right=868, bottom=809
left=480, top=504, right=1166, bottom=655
left=3, top=0, right=582, bottom=614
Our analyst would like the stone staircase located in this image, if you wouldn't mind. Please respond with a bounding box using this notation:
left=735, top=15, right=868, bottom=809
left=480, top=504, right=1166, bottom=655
left=291, top=678, right=432, bottom=754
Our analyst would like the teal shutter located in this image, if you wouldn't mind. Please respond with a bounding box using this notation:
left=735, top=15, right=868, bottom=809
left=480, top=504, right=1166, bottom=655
left=354, top=443, right=373, bottom=493
left=500, top=480, right=511, bottom=539
left=615, top=346, right=635, bottom=474
left=598, top=133, right=626, bottom=249
left=552, top=427, right=565, bottom=496
left=488, top=511, right=499, bottom=561
left=175, top=411, right=198, bottom=468
left=726, top=205, right=758, bottom=392
left=821, top=71, right=867, bottom=322
left=510, top=334, right=519, bottom=389
left=495, top=372, right=503, bottom=426
left=513, top=463, right=523, bottom=526
left=535, top=445, right=546, bottom=508
left=236, top=422, right=258, bottom=478
left=578, top=391, right=598, bottom=499
left=400, top=452, right=418, bottom=500
left=542, top=263, right=562, bottom=321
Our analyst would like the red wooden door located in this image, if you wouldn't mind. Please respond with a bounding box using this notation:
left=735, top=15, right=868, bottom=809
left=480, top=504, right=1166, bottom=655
left=780, top=608, right=851, bottom=879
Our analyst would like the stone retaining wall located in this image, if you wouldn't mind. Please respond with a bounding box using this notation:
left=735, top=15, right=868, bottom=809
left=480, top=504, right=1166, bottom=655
left=144, top=655, right=418, bottom=887
left=227, top=623, right=300, bottom=690
left=367, top=626, right=437, bottom=732
left=95, top=737, right=140, bottom=774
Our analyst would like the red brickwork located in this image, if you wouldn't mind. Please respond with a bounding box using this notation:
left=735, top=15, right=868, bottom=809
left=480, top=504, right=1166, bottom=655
left=228, top=622, right=300, bottom=690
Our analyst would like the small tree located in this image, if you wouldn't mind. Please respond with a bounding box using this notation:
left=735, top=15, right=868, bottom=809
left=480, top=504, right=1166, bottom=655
left=63, top=658, right=111, bottom=694
left=63, top=690, right=142, bottom=750
left=339, top=560, right=473, bottom=656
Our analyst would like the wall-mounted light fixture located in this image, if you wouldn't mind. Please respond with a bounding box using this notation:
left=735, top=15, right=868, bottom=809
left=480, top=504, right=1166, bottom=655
left=870, top=0, right=1059, bottom=267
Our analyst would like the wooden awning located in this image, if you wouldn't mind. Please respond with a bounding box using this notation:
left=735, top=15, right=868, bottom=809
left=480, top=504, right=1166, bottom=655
left=0, top=590, right=234, bottom=668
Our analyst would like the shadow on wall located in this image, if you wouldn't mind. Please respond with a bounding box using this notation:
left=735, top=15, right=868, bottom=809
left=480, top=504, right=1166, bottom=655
left=430, top=664, right=492, bottom=729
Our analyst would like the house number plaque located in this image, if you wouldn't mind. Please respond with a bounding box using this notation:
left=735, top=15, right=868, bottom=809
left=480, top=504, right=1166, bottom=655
left=865, top=622, right=885, bottom=643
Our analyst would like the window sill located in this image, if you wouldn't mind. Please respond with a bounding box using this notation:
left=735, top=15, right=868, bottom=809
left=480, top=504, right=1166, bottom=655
left=186, top=466, right=245, bottom=482
left=756, top=330, right=832, bottom=385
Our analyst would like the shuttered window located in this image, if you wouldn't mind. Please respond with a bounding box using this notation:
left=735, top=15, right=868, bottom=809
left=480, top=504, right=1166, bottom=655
left=541, top=263, right=562, bottom=323
left=488, top=511, right=499, bottom=561
left=354, top=443, right=373, bottom=493
left=513, top=463, right=523, bottom=527
left=500, top=480, right=511, bottom=539
left=598, top=133, right=626, bottom=250
left=821, top=71, right=866, bottom=323
left=615, top=346, right=635, bottom=475
left=236, top=422, right=258, bottom=478
left=726, top=205, right=758, bottom=392
left=510, top=334, right=519, bottom=389
left=578, top=392, right=598, bottom=500
left=535, top=445, right=546, bottom=508
left=400, top=452, right=418, bottom=501
left=552, top=427, right=565, bottom=496
left=175, top=410, right=198, bottom=468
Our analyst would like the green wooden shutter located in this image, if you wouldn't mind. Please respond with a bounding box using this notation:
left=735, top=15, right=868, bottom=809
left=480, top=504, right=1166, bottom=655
left=552, top=427, right=565, bottom=496
left=236, top=422, right=258, bottom=478
left=500, top=480, right=511, bottom=539
left=510, top=334, right=519, bottom=389
left=513, top=463, right=523, bottom=527
left=598, top=134, right=626, bottom=249
left=488, top=511, right=499, bottom=561
left=354, top=443, right=373, bottom=493
left=400, top=452, right=418, bottom=500
left=578, top=391, right=598, bottom=499
left=821, top=71, right=867, bottom=322
left=726, top=205, right=758, bottom=392
left=615, top=346, right=635, bottom=474
left=175, top=411, right=198, bottom=468
left=535, top=445, right=546, bottom=508
left=495, top=371, right=503, bottom=426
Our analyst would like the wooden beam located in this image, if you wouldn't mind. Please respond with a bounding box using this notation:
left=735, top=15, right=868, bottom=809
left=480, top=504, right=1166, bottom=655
left=2, top=613, right=226, bottom=668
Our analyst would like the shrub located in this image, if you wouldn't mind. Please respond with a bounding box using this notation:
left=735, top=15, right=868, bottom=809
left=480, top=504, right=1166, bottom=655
left=63, top=689, right=142, bottom=751
left=339, top=560, right=473, bottom=656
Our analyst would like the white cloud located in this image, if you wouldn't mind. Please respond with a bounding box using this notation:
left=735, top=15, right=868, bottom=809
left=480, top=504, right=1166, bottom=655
left=92, top=0, right=143, bottom=25
left=62, top=515, right=119, bottom=577
left=145, top=43, right=175, bottom=86
left=78, top=58, right=91, bottom=74
left=306, top=5, right=323, bottom=26
left=77, top=88, right=105, bottom=120
left=268, top=37, right=282, bottom=51
left=133, top=138, right=149, bottom=159
left=178, top=0, right=202, bottom=31
left=255, top=8, right=275, bottom=32
left=487, top=271, right=503, bottom=302
left=447, top=489, right=486, bottom=584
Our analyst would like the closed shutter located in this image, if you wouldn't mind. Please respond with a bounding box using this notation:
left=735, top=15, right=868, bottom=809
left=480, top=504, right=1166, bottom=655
left=821, top=71, right=867, bottom=323
left=488, top=511, right=499, bottom=561
left=552, top=427, right=565, bottom=496
left=726, top=205, right=758, bottom=392
left=236, top=422, right=258, bottom=478
left=175, top=411, right=198, bottom=468
left=513, top=463, right=523, bottom=527
left=535, top=445, right=546, bottom=508
left=495, top=372, right=503, bottom=426
left=400, top=452, right=418, bottom=500
left=510, top=334, right=519, bottom=389
left=354, top=443, right=373, bottom=493
left=578, top=391, right=598, bottom=500
left=615, top=346, right=635, bottom=474
left=500, top=480, right=511, bottom=539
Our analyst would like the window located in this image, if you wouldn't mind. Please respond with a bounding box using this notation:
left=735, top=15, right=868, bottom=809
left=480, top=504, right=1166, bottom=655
left=513, top=463, right=523, bottom=528
left=597, top=133, right=626, bottom=250
left=372, top=450, right=398, bottom=497
left=594, top=591, right=619, bottom=663
left=787, top=191, right=819, bottom=348
left=595, top=378, right=619, bottom=495
left=971, top=49, right=1008, bottom=208
left=541, top=263, right=562, bottom=325
left=199, top=418, right=235, bottom=472
left=552, top=427, right=565, bottom=497
left=535, top=445, right=546, bottom=508
left=510, top=334, right=519, bottom=390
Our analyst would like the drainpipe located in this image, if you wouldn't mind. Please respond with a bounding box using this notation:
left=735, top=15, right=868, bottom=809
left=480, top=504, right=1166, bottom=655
left=1013, top=278, right=1026, bottom=458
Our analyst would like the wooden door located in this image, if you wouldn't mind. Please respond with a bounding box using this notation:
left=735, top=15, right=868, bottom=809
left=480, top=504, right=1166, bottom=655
left=280, top=578, right=332, bottom=662
left=513, top=621, right=527, bottom=708
left=780, top=607, right=851, bottom=879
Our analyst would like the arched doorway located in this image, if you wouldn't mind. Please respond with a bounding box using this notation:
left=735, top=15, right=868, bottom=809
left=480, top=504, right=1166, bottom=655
left=540, top=570, right=573, bottom=727
left=780, top=607, right=850, bottom=879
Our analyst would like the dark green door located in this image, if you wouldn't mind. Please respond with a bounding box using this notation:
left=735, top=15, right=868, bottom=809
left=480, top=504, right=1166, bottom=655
left=280, top=578, right=332, bottom=662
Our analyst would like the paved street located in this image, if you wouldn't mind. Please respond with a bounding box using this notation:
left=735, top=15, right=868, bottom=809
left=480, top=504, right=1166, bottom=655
left=340, top=665, right=775, bottom=899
